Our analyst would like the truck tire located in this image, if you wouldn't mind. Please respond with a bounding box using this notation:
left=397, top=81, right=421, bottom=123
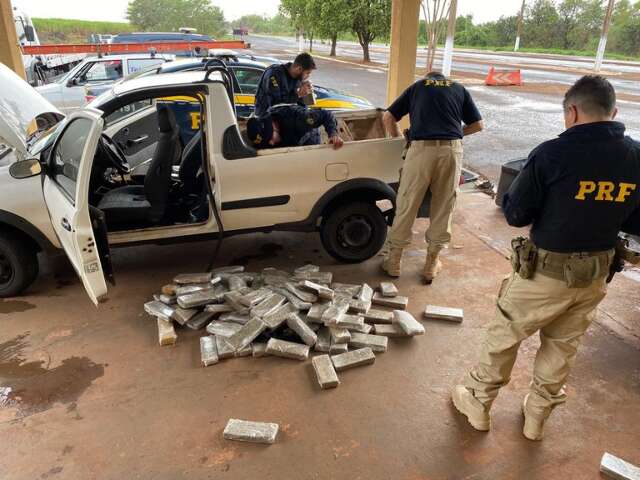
left=0, top=231, right=39, bottom=298
left=320, top=201, right=387, bottom=263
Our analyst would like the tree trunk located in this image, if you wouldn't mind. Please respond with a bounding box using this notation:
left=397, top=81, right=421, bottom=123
left=361, top=41, right=370, bottom=62
left=309, top=33, right=314, bottom=52
left=330, top=33, right=337, bottom=56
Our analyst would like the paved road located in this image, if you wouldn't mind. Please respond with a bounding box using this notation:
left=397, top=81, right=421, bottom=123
left=250, top=35, right=640, bottom=97
left=248, top=35, right=640, bottom=181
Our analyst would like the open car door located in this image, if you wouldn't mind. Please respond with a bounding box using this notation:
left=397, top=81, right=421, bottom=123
left=42, top=109, right=111, bottom=305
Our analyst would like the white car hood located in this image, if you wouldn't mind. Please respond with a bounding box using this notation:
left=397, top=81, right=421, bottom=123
left=0, top=63, right=63, bottom=158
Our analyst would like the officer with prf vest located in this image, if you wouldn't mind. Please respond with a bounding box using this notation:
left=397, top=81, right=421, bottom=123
left=452, top=75, right=640, bottom=441
left=381, top=72, right=483, bottom=283
left=254, top=53, right=316, bottom=117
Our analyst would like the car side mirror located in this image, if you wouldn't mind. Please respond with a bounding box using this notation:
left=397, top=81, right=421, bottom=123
left=67, top=78, right=77, bottom=87
left=9, top=159, right=42, bottom=179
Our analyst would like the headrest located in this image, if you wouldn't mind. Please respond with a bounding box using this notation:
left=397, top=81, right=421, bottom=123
left=157, top=105, right=177, bottom=133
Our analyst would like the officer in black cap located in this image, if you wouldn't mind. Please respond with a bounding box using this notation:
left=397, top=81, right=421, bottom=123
left=247, top=104, right=343, bottom=150
left=453, top=75, right=640, bottom=441
left=254, top=53, right=316, bottom=117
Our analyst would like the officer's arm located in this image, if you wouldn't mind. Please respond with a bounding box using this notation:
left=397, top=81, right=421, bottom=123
left=462, top=88, right=483, bottom=137
left=266, top=71, right=286, bottom=105
left=621, top=206, right=640, bottom=235
left=313, top=110, right=343, bottom=149
left=384, top=85, right=412, bottom=137
left=383, top=111, right=402, bottom=138
left=502, top=152, right=545, bottom=227
left=463, top=120, right=483, bottom=137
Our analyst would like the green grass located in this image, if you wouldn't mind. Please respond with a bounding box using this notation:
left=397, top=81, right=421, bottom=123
left=32, top=18, right=135, bottom=44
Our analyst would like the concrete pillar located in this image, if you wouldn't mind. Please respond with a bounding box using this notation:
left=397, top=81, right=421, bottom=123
left=0, top=0, right=25, bottom=79
left=386, top=0, right=421, bottom=116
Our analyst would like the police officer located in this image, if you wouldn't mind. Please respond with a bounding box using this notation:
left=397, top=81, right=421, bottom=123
left=381, top=72, right=483, bottom=283
left=254, top=53, right=316, bottom=117
left=452, top=76, right=640, bottom=441
left=247, top=104, right=344, bottom=150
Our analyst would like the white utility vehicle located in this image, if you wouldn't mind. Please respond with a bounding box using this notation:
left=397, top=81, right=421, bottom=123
left=36, top=53, right=173, bottom=113
left=0, top=63, right=427, bottom=303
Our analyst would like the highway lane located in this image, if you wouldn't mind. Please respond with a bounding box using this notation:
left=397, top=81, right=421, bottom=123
left=248, top=35, right=640, bottom=182
left=248, top=35, right=640, bottom=97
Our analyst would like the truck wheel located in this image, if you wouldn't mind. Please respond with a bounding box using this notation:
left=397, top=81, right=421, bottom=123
left=0, top=231, right=39, bottom=298
left=320, top=202, right=387, bottom=263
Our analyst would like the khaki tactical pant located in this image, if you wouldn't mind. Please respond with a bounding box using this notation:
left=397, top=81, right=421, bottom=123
left=387, top=140, right=463, bottom=249
left=464, top=271, right=608, bottom=419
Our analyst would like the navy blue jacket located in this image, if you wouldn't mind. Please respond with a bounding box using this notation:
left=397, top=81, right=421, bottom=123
left=254, top=63, right=303, bottom=116
left=270, top=105, right=338, bottom=148
left=503, top=122, right=640, bottom=252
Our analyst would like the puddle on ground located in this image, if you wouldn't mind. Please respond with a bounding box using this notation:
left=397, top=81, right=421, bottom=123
left=229, top=243, right=284, bottom=266
left=0, top=333, right=104, bottom=417
left=0, top=300, right=36, bottom=314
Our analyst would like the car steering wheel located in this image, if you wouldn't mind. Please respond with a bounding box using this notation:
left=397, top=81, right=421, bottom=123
left=100, top=134, right=131, bottom=175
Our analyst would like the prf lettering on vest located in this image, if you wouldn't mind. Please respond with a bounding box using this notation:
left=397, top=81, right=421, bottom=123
left=575, top=181, right=637, bottom=202
left=424, top=79, right=453, bottom=87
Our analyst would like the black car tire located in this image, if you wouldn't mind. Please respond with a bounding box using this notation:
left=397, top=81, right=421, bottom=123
left=0, top=231, right=39, bottom=298
left=320, top=201, right=387, bottom=263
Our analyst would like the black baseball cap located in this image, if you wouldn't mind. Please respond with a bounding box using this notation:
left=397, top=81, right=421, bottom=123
left=247, top=115, right=274, bottom=148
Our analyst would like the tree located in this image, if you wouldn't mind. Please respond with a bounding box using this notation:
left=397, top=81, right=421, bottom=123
left=280, top=0, right=317, bottom=50
left=350, top=0, right=391, bottom=62
left=557, top=0, right=604, bottom=50
left=523, top=0, right=561, bottom=48
left=311, top=0, right=352, bottom=56
left=127, top=0, right=226, bottom=37
left=421, top=0, right=451, bottom=71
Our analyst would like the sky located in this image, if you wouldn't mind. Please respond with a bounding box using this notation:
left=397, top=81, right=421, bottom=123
left=13, top=0, right=524, bottom=24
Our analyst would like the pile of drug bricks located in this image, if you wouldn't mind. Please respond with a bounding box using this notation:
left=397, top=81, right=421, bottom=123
left=144, top=264, right=460, bottom=389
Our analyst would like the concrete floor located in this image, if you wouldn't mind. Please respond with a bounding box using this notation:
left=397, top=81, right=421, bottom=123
left=0, top=192, right=638, bottom=479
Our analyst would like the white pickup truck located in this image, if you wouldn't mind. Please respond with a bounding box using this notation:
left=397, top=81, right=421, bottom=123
left=0, top=63, right=428, bottom=303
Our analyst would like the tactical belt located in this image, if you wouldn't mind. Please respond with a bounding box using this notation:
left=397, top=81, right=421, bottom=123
left=511, top=237, right=614, bottom=288
left=536, top=248, right=614, bottom=282
left=412, top=139, right=457, bottom=146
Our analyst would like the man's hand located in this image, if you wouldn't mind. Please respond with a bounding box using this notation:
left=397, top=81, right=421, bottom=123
left=382, top=111, right=402, bottom=138
left=463, top=120, right=483, bottom=137
left=297, top=81, right=313, bottom=98
left=329, top=135, right=344, bottom=150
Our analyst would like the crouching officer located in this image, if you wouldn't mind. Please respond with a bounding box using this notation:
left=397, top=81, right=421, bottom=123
left=254, top=53, right=316, bottom=117
left=247, top=104, right=344, bottom=150
left=452, top=76, right=640, bottom=441
left=381, top=72, right=483, bottom=283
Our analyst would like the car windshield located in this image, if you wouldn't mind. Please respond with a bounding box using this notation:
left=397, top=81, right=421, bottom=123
left=28, top=122, right=64, bottom=156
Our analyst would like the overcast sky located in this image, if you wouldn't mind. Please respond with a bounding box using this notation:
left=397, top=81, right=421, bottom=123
left=13, top=0, right=524, bottom=25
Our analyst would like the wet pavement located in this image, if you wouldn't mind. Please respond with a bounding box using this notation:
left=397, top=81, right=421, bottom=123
left=0, top=191, right=638, bottom=479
